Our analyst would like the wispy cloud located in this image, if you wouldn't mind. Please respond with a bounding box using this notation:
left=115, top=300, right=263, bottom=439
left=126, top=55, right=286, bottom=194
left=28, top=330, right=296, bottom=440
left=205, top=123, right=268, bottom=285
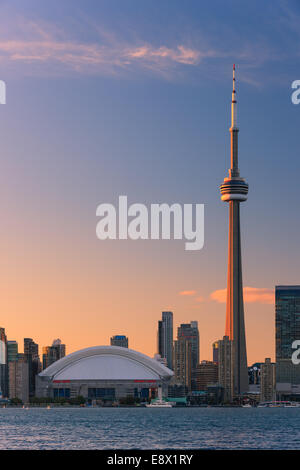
left=179, top=290, right=197, bottom=296
left=0, top=16, right=279, bottom=83
left=210, top=287, right=274, bottom=305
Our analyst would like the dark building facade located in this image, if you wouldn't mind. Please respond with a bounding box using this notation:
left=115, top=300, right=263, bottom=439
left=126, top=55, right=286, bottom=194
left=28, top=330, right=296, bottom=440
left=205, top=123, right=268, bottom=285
left=276, top=286, right=300, bottom=361
left=157, top=312, right=173, bottom=370
left=24, top=338, right=41, bottom=397
left=276, top=286, right=300, bottom=386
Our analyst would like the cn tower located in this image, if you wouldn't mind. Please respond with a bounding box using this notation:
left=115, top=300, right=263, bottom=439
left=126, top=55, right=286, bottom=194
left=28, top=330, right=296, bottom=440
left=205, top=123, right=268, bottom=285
left=220, top=65, right=248, bottom=395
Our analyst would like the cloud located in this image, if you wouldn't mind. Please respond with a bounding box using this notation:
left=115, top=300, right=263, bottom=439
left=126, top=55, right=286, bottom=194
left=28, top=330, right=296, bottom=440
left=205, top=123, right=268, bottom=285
left=0, top=17, right=276, bottom=82
left=195, top=296, right=204, bottom=303
left=210, top=287, right=274, bottom=305
left=179, top=290, right=197, bottom=296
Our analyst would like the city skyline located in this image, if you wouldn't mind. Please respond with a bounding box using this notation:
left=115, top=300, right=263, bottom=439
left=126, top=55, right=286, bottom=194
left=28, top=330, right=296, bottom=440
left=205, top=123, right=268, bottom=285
left=1, top=1, right=300, bottom=363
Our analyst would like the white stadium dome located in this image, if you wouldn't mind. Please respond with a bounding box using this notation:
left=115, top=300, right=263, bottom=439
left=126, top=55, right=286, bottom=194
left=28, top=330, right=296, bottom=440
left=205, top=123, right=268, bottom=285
left=36, top=346, right=173, bottom=400
left=39, top=345, right=173, bottom=381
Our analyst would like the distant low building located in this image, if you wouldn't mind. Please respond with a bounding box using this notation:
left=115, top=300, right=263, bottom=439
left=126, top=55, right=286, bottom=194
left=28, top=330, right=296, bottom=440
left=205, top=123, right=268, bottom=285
left=43, top=339, right=66, bottom=370
left=196, top=361, right=218, bottom=391
left=110, top=335, right=128, bottom=348
left=248, top=363, right=262, bottom=385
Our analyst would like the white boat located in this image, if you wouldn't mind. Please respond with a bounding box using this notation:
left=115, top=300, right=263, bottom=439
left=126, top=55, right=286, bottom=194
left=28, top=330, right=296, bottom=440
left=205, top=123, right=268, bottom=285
left=146, top=399, right=174, bottom=408
left=242, top=403, right=252, bottom=408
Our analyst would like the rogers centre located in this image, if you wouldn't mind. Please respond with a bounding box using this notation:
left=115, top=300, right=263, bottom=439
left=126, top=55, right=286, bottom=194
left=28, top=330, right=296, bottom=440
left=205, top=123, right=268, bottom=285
left=36, top=345, right=174, bottom=401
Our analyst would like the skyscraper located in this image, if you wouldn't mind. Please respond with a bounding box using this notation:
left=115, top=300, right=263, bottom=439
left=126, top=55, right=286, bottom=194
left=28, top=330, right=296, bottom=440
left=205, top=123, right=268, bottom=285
left=177, top=322, right=199, bottom=390
left=0, top=328, right=8, bottom=397
left=173, top=337, right=192, bottom=391
left=7, top=341, right=18, bottom=363
left=8, top=353, right=29, bottom=404
left=220, top=65, right=248, bottom=396
left=218, top=336, right=234, bottom=402
left=260, top=358, right=276, bottom=403
left=24, top=338, right=41, bottom=397
left=157, top=312, right=173, bottom=370
left=276, top=285, right=300, bottom=384
left=110, top=335, right=128, bottom=348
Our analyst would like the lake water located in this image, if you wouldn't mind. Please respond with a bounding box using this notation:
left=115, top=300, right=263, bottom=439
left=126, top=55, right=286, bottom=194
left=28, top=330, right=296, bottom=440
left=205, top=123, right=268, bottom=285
left=0, top=407, right=299, bottom=450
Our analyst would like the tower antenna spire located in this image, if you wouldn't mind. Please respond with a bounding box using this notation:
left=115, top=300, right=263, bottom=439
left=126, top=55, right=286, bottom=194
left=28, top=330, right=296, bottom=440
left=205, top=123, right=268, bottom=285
left=231, top=64, right=237, bottom=130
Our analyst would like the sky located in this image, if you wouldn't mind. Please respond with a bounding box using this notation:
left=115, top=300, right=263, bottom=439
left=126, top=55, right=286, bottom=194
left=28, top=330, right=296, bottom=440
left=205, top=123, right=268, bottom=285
left=1, top=0, right=300, bottom=364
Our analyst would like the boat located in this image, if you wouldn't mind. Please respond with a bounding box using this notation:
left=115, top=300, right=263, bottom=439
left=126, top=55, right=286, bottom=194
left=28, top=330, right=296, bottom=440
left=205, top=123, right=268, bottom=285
left=242, top=403, right=252, bottom=408
left=146, top=399, right=174, bottom=408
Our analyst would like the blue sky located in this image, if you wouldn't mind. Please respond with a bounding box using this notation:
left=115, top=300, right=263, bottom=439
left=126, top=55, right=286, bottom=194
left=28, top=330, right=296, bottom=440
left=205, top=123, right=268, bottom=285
left=0, top=0, right=300, bottom=362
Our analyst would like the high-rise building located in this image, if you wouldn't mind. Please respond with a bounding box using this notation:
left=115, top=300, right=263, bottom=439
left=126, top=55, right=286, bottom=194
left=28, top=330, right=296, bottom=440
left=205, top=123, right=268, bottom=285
left=110, top=335, right=128, bottom=348
left=8, top=353, right=29, bottom=404
left=157, top=312, right=173, bottom=370
left=173, top=337, right=192, bottom=391
left=24, top=338, right=41, bottom=397
left=275, top=286, right=300, bottom=386
left=220, top=65, right=248, bottom=396
left=0, top=328, right=8, bottom=397
left=7, top=341, right=18, bottom=363
left=218, top=336, right=234, bottom=402
left=177, top=322, right=199, bottom=390
left=196, top=361, right=218, bottom=391
left=276, top=286, right=300, bottom=361
left=43, top=339, right=66, bottom=370
left=212, top=341, right=219, bottom=363
left=260, top=358, right=276, bottom=402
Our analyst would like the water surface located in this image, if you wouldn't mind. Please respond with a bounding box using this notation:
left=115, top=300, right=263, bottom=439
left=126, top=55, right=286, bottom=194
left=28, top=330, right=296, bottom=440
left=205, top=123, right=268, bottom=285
left=0, top=407, right=299, bottom=450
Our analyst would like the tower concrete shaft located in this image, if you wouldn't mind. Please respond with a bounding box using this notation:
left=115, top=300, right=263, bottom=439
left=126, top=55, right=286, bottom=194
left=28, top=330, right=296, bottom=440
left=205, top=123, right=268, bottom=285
left=220, top=65, right=248, bottom=396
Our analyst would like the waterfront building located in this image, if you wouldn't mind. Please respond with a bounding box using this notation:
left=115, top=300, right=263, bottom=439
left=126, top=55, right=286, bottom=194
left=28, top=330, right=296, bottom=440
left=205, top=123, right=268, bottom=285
left=218, top=336, right=234, bottom=402
left=9, top=353, right=29, bottom=403
left=110, top=335, right=128, bottom=348
left=196, top=361, right=218, bottom=391
left=36, top=346, right=173, bottom=401
left=157, top=312, right=173, bottom=370
left=260, top=358, right=276, bottom=402
left=43, top=339, right=66, bottom=370
left=220, top=65, right=249, bottom=396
